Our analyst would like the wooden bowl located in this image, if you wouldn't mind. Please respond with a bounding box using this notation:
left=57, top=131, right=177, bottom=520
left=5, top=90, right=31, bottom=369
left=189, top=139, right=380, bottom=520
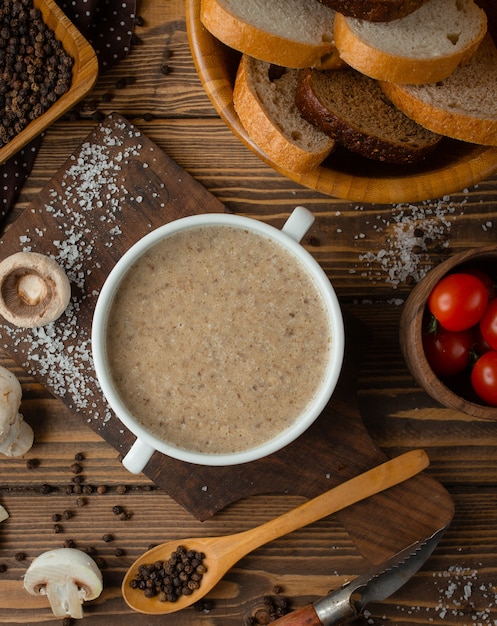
left=400, top=246, right=497, bottom=420
left=185, top=0, right=497, bottom=204
left=0, top=0, right=98, bottom=166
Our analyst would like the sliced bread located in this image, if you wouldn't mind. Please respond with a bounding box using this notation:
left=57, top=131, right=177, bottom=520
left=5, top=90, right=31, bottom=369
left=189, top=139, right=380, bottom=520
left=295, top=67, right=442, bottom=164
left=200, top=0, right=343, bottom=69
left=381, top=34, right=497, bottom=146
left=318, top=0, right=429, bottom=22
left=334, top=0, right=488, bottom=84
left=233, top=55, right=335, bottom=172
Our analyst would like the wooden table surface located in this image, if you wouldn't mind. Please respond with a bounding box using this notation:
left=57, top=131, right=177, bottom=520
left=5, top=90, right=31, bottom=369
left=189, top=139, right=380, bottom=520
left=1, top=1, right=497, bottom=624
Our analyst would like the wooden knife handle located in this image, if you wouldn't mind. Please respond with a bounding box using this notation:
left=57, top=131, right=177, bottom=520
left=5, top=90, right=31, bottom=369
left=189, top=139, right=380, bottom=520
left=271, top=605, right=322, bottom=625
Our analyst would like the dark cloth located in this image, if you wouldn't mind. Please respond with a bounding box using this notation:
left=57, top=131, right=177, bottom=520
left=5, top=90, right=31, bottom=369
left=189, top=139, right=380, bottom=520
left=56, top=0, right=137, bottom=71
left=0, top=0, right=137, bottom=223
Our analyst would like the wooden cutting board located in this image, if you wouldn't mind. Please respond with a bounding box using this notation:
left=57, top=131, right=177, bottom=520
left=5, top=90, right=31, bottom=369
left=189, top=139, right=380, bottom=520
left=0, top=114, right=453, bottom=564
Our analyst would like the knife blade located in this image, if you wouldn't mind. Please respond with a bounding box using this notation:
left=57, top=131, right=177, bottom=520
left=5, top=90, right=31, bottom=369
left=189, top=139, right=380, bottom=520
left=271, top=525, right=447, bottom=625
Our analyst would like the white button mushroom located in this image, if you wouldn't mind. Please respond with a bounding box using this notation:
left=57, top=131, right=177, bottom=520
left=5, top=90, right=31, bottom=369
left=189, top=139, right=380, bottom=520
left=23, top=548, right=103, bottom=619
left=0, top=365, right=33, bottom=457
left=0, top=252, right=71, bottom=328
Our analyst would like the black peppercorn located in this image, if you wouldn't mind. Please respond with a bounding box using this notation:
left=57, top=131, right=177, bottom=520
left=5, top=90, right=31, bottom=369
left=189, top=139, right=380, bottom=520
left=129, top=545, right=208, bottom=603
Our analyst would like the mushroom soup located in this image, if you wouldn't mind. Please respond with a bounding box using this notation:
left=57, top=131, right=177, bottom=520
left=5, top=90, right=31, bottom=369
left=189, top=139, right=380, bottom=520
left=105, top=224, right=331, bottom=454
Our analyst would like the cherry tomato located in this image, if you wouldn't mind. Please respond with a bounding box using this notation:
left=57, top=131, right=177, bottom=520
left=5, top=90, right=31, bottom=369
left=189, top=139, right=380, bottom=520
left=428, top=273, right=488, bottom=331
left=471, top=351, right=497, bottom=406
left=423, top=325, right=474, bottom=377
left=480, top=298, right=497, bottom=351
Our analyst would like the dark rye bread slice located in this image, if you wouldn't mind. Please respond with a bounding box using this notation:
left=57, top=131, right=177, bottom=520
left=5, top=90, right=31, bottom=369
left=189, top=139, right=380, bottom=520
left=295, top=68, right=442, bottom=164
left=318, top=0, right=429, bottom=22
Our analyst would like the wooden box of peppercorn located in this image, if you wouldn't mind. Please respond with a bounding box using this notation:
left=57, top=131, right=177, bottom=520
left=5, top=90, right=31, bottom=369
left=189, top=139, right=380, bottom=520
left=0, top=0, right=98, bottom=165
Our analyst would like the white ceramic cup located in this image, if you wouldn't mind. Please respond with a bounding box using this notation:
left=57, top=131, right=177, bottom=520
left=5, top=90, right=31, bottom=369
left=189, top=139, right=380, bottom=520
left=92, top=206, right=344, bottom=472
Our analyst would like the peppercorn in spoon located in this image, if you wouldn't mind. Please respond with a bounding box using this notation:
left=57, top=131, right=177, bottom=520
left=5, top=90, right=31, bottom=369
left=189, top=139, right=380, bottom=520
left=122, top=449, right=429, bottom=615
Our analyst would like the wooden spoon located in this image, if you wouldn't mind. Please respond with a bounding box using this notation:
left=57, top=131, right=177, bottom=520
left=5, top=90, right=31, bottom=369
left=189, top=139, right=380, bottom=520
left=122, top=449, right=429, bottom=615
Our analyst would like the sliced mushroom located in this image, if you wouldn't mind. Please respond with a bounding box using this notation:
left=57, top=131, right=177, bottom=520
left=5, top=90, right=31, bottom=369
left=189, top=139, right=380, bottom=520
left=0, top=365, right=33, bottom=457
left=0, top=252, right=71, bottom=328
left=23, top=548, right=103, bottom=619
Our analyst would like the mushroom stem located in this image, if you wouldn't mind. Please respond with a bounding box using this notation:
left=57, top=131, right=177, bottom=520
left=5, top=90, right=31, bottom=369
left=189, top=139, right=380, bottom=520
left=0, top=414, right=34, bottom=457
left=44, top=579, right=84, bottom=619
left=17, top=273, right=48, bottom=306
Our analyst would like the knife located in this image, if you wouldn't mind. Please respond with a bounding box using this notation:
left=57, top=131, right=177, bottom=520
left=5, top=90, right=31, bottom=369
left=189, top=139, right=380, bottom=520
left=271, top=526, right=447, bottom=625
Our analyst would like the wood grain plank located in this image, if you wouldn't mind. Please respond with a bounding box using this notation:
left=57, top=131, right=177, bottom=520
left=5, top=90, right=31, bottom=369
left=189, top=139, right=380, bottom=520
left=0, top=0, right=495, bottom=623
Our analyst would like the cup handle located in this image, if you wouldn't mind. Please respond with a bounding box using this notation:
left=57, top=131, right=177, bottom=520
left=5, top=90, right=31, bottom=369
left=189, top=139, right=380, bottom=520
left=281, top=206, right=315, bottom=243
left=122, top=437, right=156, bottom=474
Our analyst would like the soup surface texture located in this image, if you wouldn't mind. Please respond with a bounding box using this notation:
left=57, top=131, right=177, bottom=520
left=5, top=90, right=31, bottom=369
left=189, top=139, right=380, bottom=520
left=106, top=224, right=332, bottom=454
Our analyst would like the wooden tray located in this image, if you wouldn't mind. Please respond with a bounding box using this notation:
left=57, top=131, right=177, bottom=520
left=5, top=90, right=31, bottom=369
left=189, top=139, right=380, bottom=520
left=0, top=114, right=454, bottom=564
left=0, top=0, right=99, bottom=165
left=185, top=0, right=497, bottom=204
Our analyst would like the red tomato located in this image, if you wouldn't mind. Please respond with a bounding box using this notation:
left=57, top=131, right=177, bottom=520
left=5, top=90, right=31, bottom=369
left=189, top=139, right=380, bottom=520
left=480, top=298, right=497, bottom=351
left=471, top=351, right=497, bottom=406
left=428, top=273, right=489, bottom=331
left=423, top=325, right=474, bottom=377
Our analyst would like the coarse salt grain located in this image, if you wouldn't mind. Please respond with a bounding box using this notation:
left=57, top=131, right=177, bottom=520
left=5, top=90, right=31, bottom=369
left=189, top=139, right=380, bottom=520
left=391, top=564, right=497, bottom=623
left=357, top=198, right=468, bottom=288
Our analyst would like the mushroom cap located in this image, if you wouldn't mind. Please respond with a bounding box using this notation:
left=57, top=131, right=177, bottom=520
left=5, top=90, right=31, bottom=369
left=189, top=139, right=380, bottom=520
left=24, top=548, right=103, bottom=618
left=0, top=252, right=71, bottom=328
left=0, top=366, right=22, bottom=425
left=0, top=365, right=34, bottom=457
left=24, top=548, right=103, bottom=598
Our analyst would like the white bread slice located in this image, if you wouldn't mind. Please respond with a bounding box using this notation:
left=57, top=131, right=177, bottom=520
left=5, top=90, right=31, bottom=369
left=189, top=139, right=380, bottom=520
left=381, top=34, right=497, bottom=146
left=233, top=55, right=335, bottom=172
left=200, top=0, right=343, bottom=69
left=334, top=0, right=488, bottom=84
